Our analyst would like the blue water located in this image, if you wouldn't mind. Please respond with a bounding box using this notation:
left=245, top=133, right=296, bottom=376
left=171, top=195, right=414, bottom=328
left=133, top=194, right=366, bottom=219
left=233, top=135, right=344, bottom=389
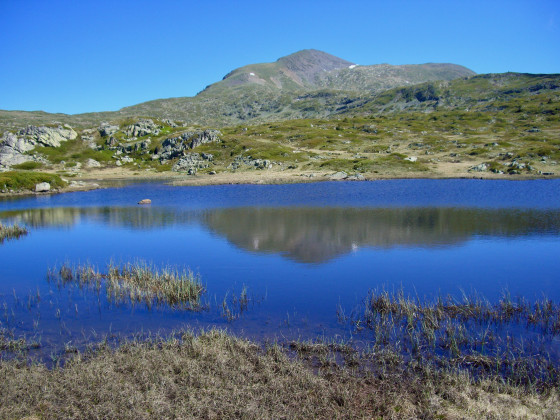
left=1, top=179, right=559, bottom=353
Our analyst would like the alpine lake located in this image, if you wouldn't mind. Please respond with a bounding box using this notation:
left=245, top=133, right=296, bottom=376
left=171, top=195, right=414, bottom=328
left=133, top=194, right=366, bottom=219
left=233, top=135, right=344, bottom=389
left=1, top=179, right=559, bottom=364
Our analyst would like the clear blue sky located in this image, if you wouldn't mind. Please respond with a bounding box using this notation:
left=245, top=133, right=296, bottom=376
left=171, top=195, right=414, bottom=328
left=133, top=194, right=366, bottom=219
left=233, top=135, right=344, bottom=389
left=1, top=0, right=558, bottom=114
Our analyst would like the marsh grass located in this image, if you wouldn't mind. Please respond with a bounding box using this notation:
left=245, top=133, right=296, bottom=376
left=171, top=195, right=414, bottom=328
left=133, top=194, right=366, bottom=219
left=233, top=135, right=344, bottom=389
left=220, top=285, right=251, bottom=321
left=0, top=222, right=28, bottom=243
left=345, top=289, right=560, bottom=391
left=48, top=261, right=205, bottom=310
left=0, top=328, right=41, bottom=354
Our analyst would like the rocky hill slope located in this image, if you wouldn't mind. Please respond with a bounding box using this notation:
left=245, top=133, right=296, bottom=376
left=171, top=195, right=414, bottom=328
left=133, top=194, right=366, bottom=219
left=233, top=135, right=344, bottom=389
left=0, top=49, right=476, bottom=129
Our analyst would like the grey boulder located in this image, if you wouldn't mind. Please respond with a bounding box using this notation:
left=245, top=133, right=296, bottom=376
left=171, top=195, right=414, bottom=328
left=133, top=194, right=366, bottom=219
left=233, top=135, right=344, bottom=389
left=35, top=182, right=51, bottom=192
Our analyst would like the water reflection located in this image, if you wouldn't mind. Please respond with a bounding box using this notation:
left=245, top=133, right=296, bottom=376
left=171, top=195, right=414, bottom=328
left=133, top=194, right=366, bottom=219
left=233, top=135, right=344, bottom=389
left=2, top=206, right=559, bottom=263
left=0, top=207, right=200, bottom=229
left=204, top=207, right=560, bottom=262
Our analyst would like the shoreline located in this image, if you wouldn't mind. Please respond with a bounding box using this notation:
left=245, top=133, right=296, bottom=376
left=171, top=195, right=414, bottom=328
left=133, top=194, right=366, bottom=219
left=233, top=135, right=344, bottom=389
left=1, top=167, right=558, bottom=198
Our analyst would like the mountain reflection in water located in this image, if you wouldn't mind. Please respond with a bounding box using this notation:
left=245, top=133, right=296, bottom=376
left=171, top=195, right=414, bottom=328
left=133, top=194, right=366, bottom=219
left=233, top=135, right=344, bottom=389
left=3, top=206, right=559, bottom=264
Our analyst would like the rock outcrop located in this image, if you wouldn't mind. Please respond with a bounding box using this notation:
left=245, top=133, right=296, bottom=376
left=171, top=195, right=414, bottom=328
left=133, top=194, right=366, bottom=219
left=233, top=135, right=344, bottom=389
left=124, top=119, right=160, bottom=138
left=85, top=158, right=101, bottom=168
left=329, top=171, right=348, bottom=180
left=98, top=123, right=119, bottom=137
left=158, top=130, right=221, bottom=161
left=121, top=139, right=151, bottom=154
left=18, top=124, right=77, bottom=147
left=0, top=124, right=76, bottom=169
left=227, top=155, right=272, bottom=170
left=172, top=153, right=214, bottom=174
left=0, top=132, right=36, bottom=169
left=469, top=163, right=488, bottom=172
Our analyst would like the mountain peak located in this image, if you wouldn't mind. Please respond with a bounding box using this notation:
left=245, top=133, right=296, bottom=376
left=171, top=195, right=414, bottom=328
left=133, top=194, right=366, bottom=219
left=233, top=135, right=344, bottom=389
left=201, top=49, right=474, bottom=97
left=276, top=49, right=354, bottom=83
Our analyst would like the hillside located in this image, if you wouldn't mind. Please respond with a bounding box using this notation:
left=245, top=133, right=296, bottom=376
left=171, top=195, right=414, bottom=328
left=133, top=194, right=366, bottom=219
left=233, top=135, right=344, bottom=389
left=119, top=50, right=475, bottom=123
left=0, top=49, right=476, bottom=129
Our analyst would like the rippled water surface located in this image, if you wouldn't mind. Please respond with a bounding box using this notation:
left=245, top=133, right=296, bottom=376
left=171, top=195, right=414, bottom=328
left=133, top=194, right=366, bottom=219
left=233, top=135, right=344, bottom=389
left=1, top=179, right=559, bottom=354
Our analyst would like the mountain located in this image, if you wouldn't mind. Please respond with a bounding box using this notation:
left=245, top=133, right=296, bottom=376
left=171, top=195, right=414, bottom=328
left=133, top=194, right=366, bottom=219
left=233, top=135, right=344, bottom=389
left=205, top=49, right=354, bottom=93
left=0, top=49, right=483, bottom=129
left=115, top=49, right=475, bottom=125
left=198, top=49, right=474, bottom=95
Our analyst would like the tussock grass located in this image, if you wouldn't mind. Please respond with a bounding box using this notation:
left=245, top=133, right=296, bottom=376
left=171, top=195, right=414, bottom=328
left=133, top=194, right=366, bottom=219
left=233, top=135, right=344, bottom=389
left=48, top=261, right=205, bottom=310
left=0, top=329, right=558, bottom=419
left=0, top=222, right=28, bottom=243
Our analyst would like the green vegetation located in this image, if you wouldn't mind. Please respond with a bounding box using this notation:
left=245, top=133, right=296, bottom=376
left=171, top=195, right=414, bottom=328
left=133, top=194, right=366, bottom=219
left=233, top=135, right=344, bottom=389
left=0, top=222, right=28, bottom=243
left=10, top=161, right=44, bottom=170
left=34, top=139, right=113, bottom=164
left=0, top=171, right=66, bottom=192
left=0, top=329, right=558, bottom=419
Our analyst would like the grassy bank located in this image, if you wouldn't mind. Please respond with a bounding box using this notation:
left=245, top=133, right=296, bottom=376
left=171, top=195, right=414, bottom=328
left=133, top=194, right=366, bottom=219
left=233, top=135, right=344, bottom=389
left=0, top=170, right=66, bottom=192
left=0, top=329, right=558, bottom=419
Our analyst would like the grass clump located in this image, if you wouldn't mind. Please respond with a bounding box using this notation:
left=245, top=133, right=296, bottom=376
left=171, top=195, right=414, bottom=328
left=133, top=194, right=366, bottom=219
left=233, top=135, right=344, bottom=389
left=107, top=262, right=204, bottom=308
left=48, top=261, right=205, bottom=310
left=0, top=223, right=28, bottom=243
left=0, top=171, right=66, bottom=192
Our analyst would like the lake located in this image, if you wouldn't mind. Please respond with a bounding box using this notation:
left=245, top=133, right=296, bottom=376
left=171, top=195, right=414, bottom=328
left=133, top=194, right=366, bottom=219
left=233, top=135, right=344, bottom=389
left=1, top=179, right=560, bottom=356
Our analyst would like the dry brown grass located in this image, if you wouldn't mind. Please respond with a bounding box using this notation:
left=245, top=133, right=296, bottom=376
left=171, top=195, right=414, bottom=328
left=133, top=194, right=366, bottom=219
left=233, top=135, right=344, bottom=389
left=1, top=329, right=558, bottom=419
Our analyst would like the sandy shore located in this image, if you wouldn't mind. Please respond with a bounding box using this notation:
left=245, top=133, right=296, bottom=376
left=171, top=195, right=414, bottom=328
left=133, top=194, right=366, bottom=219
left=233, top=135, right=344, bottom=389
left=79, top=165, right=558, bottom=187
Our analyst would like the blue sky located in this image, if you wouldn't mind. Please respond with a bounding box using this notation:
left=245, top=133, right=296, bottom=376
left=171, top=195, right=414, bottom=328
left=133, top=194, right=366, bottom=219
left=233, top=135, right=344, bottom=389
left=1, top=0, right=558, bottom=114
